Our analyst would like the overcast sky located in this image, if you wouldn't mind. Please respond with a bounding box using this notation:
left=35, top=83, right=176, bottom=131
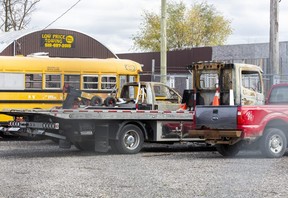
left=30, top=0, right=288, bottom=54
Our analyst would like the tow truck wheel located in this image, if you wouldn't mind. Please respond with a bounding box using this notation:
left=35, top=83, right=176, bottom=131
left=113, top=124, right=144, bottom=154
left=260, top=128, right=287, bottom=158
left=215, top=142, right=242, bottom=157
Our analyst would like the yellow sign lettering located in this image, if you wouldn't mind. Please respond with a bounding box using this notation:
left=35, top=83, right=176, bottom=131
left=41, top=33, right=75, bottom=49
left=47, top=66, right=60, bottom=71
left=42, top=34, right=51, bottom=39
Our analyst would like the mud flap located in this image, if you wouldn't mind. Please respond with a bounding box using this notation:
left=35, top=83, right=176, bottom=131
left=94, top=125, right=109, bottom=152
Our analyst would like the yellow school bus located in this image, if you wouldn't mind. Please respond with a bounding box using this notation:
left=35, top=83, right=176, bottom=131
left=0, top=55, right=142, bottom=121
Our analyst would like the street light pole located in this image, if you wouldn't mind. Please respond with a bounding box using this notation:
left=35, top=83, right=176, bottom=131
left=269, top=0, right=280, bottom=85
left=160, top=0, right=167, bottom=84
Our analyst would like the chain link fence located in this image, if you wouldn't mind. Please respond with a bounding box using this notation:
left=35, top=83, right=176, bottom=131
left=142, top=74, right=192, bottom=96
left=141, top=73, right=288, bottom=97
left=263, top=74, right=288, bottom=94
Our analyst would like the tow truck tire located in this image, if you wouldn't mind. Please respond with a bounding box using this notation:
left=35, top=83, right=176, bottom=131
left=260, top=128, right=287, bottom=158
left=90, top=96, right=102, bottom=106
left=113, top=124, right=144, bottom=154
left=215, top=142, right=242, bottom=157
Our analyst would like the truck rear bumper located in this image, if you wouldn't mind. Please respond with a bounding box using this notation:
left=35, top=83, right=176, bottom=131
left=188, top=129, right=242, bottom=144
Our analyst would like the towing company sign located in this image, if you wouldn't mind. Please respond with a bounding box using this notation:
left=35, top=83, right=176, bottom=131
left=41, top=33, right=75, bottom=48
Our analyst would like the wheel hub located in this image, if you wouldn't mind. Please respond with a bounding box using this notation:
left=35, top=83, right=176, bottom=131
left=120, top=127, right=142, bottom=152
left=124, top=130, right=140, bottom=150
left=270, top=135, right=283, bottom=153
left=126, top=135, right=135, bottom=146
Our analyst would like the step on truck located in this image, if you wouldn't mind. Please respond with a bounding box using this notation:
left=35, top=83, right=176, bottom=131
left=0, top=62, right=267, bottom=155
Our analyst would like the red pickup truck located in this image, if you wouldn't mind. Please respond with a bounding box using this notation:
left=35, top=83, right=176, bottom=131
left=189, top=83, right=288, bottom=158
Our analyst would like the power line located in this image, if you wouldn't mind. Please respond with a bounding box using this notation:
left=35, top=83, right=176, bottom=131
left=43, top=0, right=82, bottom=30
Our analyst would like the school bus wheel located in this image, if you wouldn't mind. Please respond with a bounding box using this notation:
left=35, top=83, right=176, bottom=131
left=90, top=96, right=103, bottom=106
left=104, top=96, right=116, bottom=107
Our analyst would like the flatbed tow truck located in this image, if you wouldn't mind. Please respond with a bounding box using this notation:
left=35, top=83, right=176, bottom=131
left=0, top=62, right=265, bottom=155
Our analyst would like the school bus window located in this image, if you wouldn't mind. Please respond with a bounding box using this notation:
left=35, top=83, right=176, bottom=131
left=83, top=75, right=98, bottom=90
left=64, top=74, right=80, bottom=89
left=101, top=75, right=116, bottom=90
left=0, top=73, right=25, bottom=90
left=45, top=74, right=61, bottom=89
left=25, top=74, right=42, bottom=89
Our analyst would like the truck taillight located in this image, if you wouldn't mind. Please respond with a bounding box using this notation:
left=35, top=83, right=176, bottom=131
left=237, top=108, right=244, bottom=125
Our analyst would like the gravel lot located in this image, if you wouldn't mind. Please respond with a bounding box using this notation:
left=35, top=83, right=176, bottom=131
left=0, top=140, right=288, bottom=198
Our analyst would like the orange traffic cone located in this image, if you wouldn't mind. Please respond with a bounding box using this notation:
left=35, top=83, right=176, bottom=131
left=179, top=103, right=187, bottom=110
left=212, top=87, right=220, bottom=106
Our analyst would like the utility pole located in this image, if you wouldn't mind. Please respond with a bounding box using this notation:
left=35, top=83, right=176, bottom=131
left=269, top=0, right=280, bottom=85
left=160, top=0, right=167, bottom=84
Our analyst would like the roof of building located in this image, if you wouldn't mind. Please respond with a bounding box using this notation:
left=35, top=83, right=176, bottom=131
left=0, top=28, right=117, bottom=58
left=0, top=29, right=37, bottom=53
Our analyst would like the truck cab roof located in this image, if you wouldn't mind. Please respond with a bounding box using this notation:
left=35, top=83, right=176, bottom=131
left=266, top=83, right=288, bottom=104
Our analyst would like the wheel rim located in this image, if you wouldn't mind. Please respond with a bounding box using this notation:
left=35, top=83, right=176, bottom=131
left=123, top=130, right=140, bottom=150
left=269, top=134, right=284, bottom=154
left=108, top=99, right=114, bottom=106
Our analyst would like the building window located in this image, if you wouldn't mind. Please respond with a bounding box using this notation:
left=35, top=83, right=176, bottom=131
left=169, top=76, right=175, bottom=88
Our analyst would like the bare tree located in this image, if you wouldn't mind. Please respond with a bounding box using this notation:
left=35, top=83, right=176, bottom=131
left=0, top=0, right=40, bottom=32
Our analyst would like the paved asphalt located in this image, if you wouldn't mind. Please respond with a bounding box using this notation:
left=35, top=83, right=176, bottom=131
left=0, top=140, right=288, bottom=198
